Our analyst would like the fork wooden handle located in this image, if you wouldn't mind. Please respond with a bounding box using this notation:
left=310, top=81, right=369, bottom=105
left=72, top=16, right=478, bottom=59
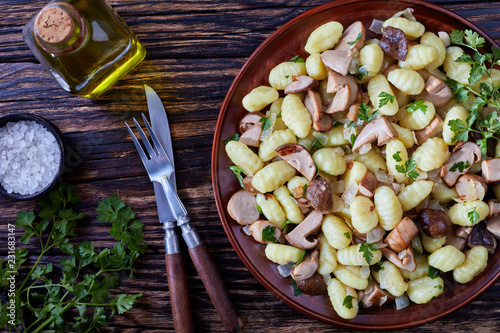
left=189, top=243, right=243, bottom=332
left=165, top=253, right=194, bottom=333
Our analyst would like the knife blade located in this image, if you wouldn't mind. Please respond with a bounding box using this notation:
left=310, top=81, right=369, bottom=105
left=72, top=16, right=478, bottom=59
left=145, top=87, right=242, bottom=332
left=146, top=85, right=194, bottom=333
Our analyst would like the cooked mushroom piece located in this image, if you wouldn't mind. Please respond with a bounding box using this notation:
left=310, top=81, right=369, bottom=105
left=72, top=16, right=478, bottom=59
left=441, top=142, right=481, bottom=187
left=248, top=220, right=282, bottom=244
left=467, top=221, right=497, bottom=254
left=227, top=190, right=259, bottom=225
left=285, top=210, right=323, bottom=249
left=486, top=216, right=500, bottom=239
left=416, top=75, right=453, bottom=108
left=380, top=245, right=417, bottom=272
left=291, top=247, right=320, bottom=281
left=239, top=113, right=265, bottom=133
left=358, top=171, right=379, bottom=197
left=275, top=143, right=317, bottom=181
left=379, top=26, right=409, bottom=61
left=414, top=115, right=444, bottom=145
left=334, top=21, right=366, bottom=56
left=326, top=70, right=358, bottom=105
left=325, top=85, right=352, bottom=114
left=444, top=226, right=470, bottom=251
left=455, top=174, right=488, bottom=201
left=242, top=176, right=260, bottom=195
left=295, top=272, right=327, bottom=296
left=352, top=116, right=398, bottom=153
left=487, top=199, right=500, bottom=218
left=360, top=280, right=394, bottom=308
left=384, top=217, right=419, bottom=253
left=238, top=124, right=262, bottom=147
left=304, top=90, right=333, bottom=132
left=306, top=177, right=333, bottom=214
left=418, top=208, right=452, bottom=238
left=321, top=50, right=353, bottom=76
left=481, top=158, right=500, bottom=183
left=284, top=75, right=319, bottom=94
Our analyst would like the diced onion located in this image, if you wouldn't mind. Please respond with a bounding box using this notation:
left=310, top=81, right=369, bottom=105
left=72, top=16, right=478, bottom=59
left=358, top=143, right=372, bottom=155
left=375, top=242, right=388, bottom=249
left=360, top=266, right=370, bottom=279
left=380, top=295, right=388, bottom=306
left=415, top=171, right=428, bottom=180
left=367, top=227, right=385, bottom=243
left=411, top=235, right=423, bottom=255
left=330, top=180, right=345, bottom=194
left=369, top=19, right=384, bottom=34
left=242, top=225, right=251, bottom=236
left=429, top=199, right=447, bottom=212
left=332, top=195, right=346, bottom=212
left=395, top=294, right=410, bottom=310
left=438, top=31, right=451, bottom=47
left=392, top=7, right=416, bottom=21
left=260, top=113, right=276, bottom=142
left=398, top=249, right=407, bottom=260
left=344, top=154, right=356, bottom=163
left=375, top=168, right=389, bottom=183
left=277, top=262, right=294, bottom=278
left=342, top=180, right=359, bottom=206
left=323, top=274, right=332, bottom=286
left=364, top=282, right=374, bottom=295
left=312, top=131, right=329, bottom=146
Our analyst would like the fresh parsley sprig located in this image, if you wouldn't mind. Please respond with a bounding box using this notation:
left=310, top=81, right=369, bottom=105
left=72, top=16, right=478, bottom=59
left=347, top=32, right=362, bottom=46
left=262, top=225, right=278, bottom=243
left=359, top=243, right=378, bottom=265
left=228, top=165, right=246, bottom=189
left=378, top=92, right=396, bottom=108
left=449, top=160, right=471, bottom=172
left=343, top=295, right=355, bottom=309
left=357, top=101, right=378, bottom=123
left=405, top=99, right=427, bottom=114
left=393, top=151, right=420, bottom=180
left=468, top=207, right=480, bottom=225
left=0, top=184, right=147, bottom=333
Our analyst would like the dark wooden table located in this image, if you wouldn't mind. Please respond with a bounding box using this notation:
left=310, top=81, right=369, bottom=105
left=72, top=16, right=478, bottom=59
left=1, top=0, right=499, bottom=332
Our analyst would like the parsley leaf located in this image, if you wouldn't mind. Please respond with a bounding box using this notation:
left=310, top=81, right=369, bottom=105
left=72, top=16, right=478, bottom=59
left=262, top=225, right=278, bottom=243
left=405, top=99, right=427, bottom=114
left=228, top=165, right=246, bottom=189
left=468, top=207, right=480, bottom=225
left=291, top=279, right=303, bottom=296
left=354, top=66, right=369, bottom=80
left=359, top=243, right=378, bottom=265
left=343, top=295, right=355, bottom=309
left=344, top=232, right=351, bottom=240
left=393, top=151, right=403, bottom=163
left=428, top=266, right=440, bottom=279
left=256, top=204, right=263, bottom=214
left=395, top=156, right=420, bottom=180
left=281, top=220, right=295, bottom=231
left=448, top=118, right=470, bottom=143
left=347, top=32, right=362, bottom=46
left=357, top=101, right=378, bottom=122
left=224, top=133, right=240, bottom=145
left=292, top=250, right=307, bottom=267
left=259, top=116, right=272, bottom=131
left=302, top=184, right=308, bottom=198
left=310, top=138, right=325, bottom=152
left=290, top=55, right=304, bottom=63
left=434, top=285, right=443, bottom=290
left=373, top=261, right=385, bottom=273
left=332, top=119, right=343, bottom=127
left=378, top=92, right=396, bottom=108
left=350, top=133, right=358, bottom=147
left=449, top=160, right=471, bottom=173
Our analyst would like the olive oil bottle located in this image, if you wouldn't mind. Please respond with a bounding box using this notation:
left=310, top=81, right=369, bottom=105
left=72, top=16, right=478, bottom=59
left=23, top=0, right=146, bottom=98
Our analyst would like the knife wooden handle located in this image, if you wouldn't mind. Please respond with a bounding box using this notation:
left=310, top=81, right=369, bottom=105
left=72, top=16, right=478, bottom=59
left=189, top=243, right=243, bottom=332
left=165, top=253, right=194, bottom=333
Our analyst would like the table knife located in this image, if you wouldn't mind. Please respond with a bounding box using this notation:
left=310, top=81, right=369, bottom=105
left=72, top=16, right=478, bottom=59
left=146, top=85, right=193, bottom=333
left=146, top=86, right=242, bottom=332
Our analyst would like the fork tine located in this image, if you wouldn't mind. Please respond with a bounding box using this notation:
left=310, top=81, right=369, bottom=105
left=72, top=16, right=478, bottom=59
left=141, top=113, right=169, bottom=159
left=133, top=117, right=157, bottom=158
left=125, top=122, right=150, bottom=166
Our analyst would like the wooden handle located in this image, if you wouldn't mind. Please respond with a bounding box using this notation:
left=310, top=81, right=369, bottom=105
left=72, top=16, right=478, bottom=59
left=189, top=243, right=243, bottom=332
left=165, top=253, right=194, bottom=333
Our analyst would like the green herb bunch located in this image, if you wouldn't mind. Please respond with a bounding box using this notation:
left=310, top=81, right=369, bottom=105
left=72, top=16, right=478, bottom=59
left=446, top=29, right=500, bottom=154
left=0, top=184, right=148, bottom=332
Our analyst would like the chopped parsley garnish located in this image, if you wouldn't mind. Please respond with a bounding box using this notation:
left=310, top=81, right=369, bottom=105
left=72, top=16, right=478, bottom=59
left=259, top=116, right=272, bottom=131
left=310, top=138, right=325, bottom=152
left=291, top=278, right=303, bottom=296
left=350, top=133, right=358, bottom=147
left=434, top=285, right=443, bottom=290
left=256, top=203, right=263, bottom=214
left=262, top=225, right=278, bottom=243
left=290, top=55, right=304, bottom=63
left=343, top=295, right=355, bottom=309
left=344, top=232, right=351, bottom=240
left=302, top=184, right=308, bottom=198
left=276, top=111, right=282, bottom=118
left=468, top=207, right=480, bottom=225
left=280, top=220, right=295, bottom=231
left=332, top=119, right=343, bottom=127
left=393, top=151, right=403, bottom=162
left=292, top=250, right=307, bottom=267
left=393, top=153, right=420, bottom=180
left=228, top=166, right=246, bottom=189
left=378, top=91, right=396, bottom=108
left=449, top=160, right=471, bottom=173
left=347, top=32, right=363, bottom=46
left=354, top=66, right=369, bottom=80
left=357, top=101, right=378, bottom=122
left=359, top=243, right=378, bottom=265
left=428, top=266, right=440, bottom=279
left=224, top=133, right=240, bottom=145
left=405, top=99, right=427, bottom=114
left=373, top=261, right=385, bottom=273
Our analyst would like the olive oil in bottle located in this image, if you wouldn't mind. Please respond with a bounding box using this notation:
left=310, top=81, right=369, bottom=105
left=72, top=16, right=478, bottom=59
left=23, top=0, right=146, bottom=98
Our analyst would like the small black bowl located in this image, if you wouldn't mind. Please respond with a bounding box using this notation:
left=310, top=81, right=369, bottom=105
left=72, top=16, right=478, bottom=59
left=0, top=113, right=65, bottom=200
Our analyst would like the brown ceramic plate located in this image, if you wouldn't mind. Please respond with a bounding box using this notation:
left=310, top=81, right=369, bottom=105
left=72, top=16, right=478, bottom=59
left=212, top=0, right=500, bottom=329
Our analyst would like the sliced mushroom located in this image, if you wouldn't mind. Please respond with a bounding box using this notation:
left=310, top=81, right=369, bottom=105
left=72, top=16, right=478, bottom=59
left=441, top=142, right=481, bottom=187
left=326, top=70, right=358, bottom=106
left=334, top=21, right=366, bottom=56
left=486, top=215, right=500, bottom=239
left=380, top=245, right=417, bottom=272
left=238, top=124, right=262, bottom=147
left=379, top=26, right=409, bottom=61
left=360, top=280, right=394, bottom=308
left=352, top=116, right=398, bottom=153
left=346, top=91, right=369, bottom=122
left=275, top=143, right=316, bottom=181
left=285, top=210, right=323, bottom=249
left=291, top=247, right=320, bottom=281
left=239, top=112, right=265, bottom=133
left=285, top=75, right=319, bottom=94
left=306, top=177, right=333, bottom=214
left=358, top=171, right=379, bottom=197
left=248, top=220, right=282, bottom=244
left=384, top=217, right=419, bottom=253
left=295, top=272, right=327, bottom=296
left=444, top=226, right=469, bottom=251
left=321, top=50, right=353, bottom=76
left=242, top=176, right=260, bottom=195
left=455, top=174, right=488, bottom=201
left=416, top=75, right=453, bottom=108
left=481, top=158, right=500, bottom=183
left=417, top=208, right=452, bottom=238
left=488, top=199, right=500, bottom=218
left=304, top=90, right=333, bottom=132
left=414, top=115, right=444, bottom=145
left=227, top=190, right=259, bottom=225
left=325, top=85, right=352, bottom=113
left=467, top=221, right=497, bottom=254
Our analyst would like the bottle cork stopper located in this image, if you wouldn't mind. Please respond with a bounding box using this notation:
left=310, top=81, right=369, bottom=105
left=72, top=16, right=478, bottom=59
left=35, top=5, right=75, bottom=44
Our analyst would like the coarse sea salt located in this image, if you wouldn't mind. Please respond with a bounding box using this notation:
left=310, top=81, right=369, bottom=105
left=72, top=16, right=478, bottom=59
left=0, top=120, right=61, bottom=195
